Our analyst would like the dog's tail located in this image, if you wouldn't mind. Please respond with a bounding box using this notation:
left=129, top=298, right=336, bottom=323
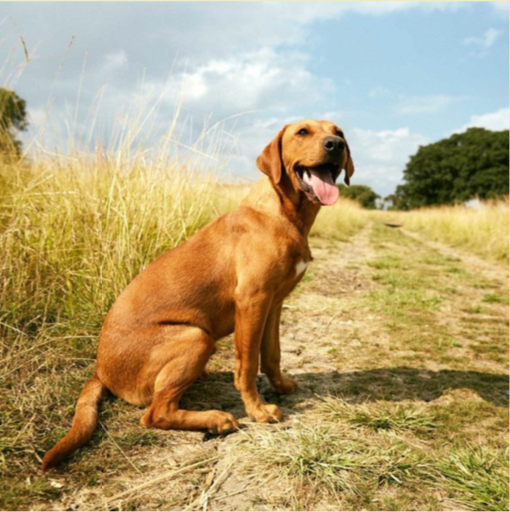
left=42, top=374, right=108, bottom=472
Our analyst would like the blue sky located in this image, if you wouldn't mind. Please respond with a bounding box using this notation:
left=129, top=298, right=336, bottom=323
left=1, top=1, right=508, bottom=196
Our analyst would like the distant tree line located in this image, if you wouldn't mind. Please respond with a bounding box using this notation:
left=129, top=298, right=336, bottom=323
left=338, top=127, right=509, bottom=210
left=388, top=128, right=509, bottom=210
left=337, top=184, right=380, bottom=209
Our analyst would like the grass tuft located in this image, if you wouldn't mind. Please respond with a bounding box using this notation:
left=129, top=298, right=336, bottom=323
left=435, top=444, right=509, bottom=511
left=319, top=397, right=437, bottom=434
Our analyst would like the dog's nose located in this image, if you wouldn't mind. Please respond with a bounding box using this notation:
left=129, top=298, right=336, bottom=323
left=322, top=136, right=345, bottom=153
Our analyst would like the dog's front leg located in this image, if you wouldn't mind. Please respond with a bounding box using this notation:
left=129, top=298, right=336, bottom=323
left=261, top=302, right=298, bottom=395
left=234, top=291, right=283, bottom=423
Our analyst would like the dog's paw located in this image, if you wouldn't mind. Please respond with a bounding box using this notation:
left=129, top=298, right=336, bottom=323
left=208, top=412, right=239, bottom=434
left=273, top=377, right=298, bottom=395
left=249, top=403, right=283, bottom=423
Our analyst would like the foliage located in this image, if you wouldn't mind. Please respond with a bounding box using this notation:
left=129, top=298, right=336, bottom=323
left=338, top=183, right=380, bottom=209
left=392, top=128, right=509, bottom=210
left=0, top=88, right=28, bottom=157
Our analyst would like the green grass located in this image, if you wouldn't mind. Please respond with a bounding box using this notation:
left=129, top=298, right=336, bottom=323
left=436, top=445, right=509, bottom=511
left=311, top=197, right=369, bottom=241
left=361, top=224, right=509, bottom=367
left=483, top=293, right=509, bottom=305
left=243, top=393, right=508, bottom=511
left=319, top=398, right=437, bottom=434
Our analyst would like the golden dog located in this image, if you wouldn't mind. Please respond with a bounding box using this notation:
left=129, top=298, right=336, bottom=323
left=42, top=119, right=354, bottom=471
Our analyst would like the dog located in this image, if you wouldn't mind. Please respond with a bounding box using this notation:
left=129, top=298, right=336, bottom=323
left=42, top=119, right=354, bottom=471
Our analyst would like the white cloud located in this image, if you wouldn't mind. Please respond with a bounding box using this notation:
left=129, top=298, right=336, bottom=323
left=23, top=45, right=335, bottom=157
left=455, top=107, right=509, bottom=133
left=397, top=95, right=466, bottom=115
left=96, top=50, right=129, bottom=77
left=490, top=1, right=509, bottom=17
left=177, top=71, right=208, bottom=102
left=141, top=48, right=334, bottom=117
left=26, top=106, right=48, bottom=129
left=347, top=127, right=429, bottom=196
left=105, top=51, right=128, bottom=70
left=463, top=28, right=502, bottom=48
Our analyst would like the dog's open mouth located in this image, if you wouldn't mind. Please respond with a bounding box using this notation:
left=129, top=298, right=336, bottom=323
left=295, top=163, right=340, bottom=206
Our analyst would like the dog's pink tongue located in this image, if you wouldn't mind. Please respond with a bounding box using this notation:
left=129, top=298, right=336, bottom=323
left=303, top=169, right=339, bottom=205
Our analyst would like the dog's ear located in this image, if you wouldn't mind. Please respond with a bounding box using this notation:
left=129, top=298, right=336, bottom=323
left=256, top=125, right=288, bottom=184
left=343, top=135, right=355, bottom=186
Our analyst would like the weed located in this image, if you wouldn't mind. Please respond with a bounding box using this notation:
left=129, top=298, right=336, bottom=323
left=434, top=444, right=509, bottom=511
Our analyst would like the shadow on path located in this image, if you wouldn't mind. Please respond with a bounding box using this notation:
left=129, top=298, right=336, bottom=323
left=185, top=366, right=509, bottom=417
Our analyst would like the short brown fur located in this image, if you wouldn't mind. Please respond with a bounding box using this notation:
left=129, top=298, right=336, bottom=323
left=42, top=120, right=354, bottom=472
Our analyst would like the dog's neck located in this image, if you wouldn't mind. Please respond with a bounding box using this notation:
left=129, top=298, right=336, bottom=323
left=243, top=177, right=321, bottom=238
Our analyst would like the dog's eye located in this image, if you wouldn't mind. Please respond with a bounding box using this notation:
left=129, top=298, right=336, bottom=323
left=335, top=130, right=344, bottom=138
left=297, top=128, right=309, bottom=135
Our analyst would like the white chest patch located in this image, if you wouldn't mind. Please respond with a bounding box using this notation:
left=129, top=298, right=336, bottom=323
left=295, top=259, right=308, bottom=276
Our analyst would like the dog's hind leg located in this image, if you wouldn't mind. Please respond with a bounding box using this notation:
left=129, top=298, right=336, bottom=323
left=140, top=326, right=238, bottom=433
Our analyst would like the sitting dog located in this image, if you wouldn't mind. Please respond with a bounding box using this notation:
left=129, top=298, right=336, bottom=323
left=42, top=119, right=354, bottom=471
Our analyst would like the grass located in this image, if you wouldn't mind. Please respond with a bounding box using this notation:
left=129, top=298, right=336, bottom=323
left=380, top=199, right=510, bottom=262
left=1, top=163, right=507, bottom=509
left=242, top=412, right=508, bottom=511
left=0, top=161, right=233, bottom=509
left=361, top=224, right=508, bottom=367
left=436, top=445, right=509, bottom=511
left=311, top=196, right=369, bottom=241
left=319, top=398, right=437, bottom=434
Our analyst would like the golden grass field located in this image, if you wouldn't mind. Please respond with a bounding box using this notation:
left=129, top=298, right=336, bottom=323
left=0, top=123, right=508, bottom=510
left=383, top=199, right=509, bottom=263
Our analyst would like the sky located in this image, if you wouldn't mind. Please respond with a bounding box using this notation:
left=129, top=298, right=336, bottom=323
left=1, top=1, right=509, bottom=197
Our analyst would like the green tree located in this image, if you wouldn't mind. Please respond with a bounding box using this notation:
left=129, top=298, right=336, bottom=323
left=338, top=183, right=380, bottom=209
left=0, top=88, right=28, bottom=157
left=394, top=128, right=509, bottom=210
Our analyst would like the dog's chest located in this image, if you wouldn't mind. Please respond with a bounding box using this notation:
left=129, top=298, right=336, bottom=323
left=294, top=259, right=308, bottom=277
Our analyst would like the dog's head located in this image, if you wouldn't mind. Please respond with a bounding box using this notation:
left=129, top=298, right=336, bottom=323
left=256, top=120, right=354, bottom=206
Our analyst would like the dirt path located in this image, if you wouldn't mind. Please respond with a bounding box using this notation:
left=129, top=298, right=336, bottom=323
left=52, top=223, right=508, bottom=511
left=401, top=228, right=509, bottom=285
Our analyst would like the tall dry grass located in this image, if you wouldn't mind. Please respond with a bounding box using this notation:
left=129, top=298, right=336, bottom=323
left=1, top=160, right=228, bottom=337
left=312, top=197, right=368, bottom=241
left=382, top=199, right=509, bottom=263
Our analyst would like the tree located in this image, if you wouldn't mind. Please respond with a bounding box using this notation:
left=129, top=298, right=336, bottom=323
left=0, top=88, right=28, bottom=157
left=338, top=183, right=380, bottom=209
left=393, top=128, right=509, bottom=210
